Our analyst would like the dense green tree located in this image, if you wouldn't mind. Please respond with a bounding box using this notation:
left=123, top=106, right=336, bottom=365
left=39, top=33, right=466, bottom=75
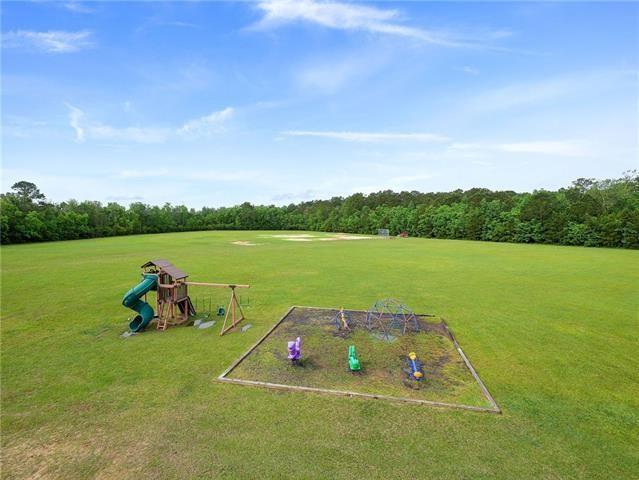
left=1, top=173, right=637, bottom=248
left=10, top=181, right=46, bottom=208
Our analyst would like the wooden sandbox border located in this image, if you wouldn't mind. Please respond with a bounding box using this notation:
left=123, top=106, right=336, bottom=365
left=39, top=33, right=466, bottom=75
left=218, top=306, right=501, bottom=414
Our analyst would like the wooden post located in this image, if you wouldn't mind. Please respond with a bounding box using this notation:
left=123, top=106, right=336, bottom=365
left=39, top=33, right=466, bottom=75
left=220, top=286, right=247, bottom=336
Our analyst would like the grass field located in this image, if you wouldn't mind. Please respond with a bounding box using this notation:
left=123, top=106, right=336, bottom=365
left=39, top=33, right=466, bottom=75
left=1, top=231, right=638, bottom=478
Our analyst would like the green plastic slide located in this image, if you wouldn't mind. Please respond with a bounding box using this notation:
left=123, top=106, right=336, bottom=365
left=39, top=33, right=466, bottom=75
left=122, top=274, right=158, bottom=332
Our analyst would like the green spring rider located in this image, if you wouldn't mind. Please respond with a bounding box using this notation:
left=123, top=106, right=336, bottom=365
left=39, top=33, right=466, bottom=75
left=348, top=345, right=361, bottom=372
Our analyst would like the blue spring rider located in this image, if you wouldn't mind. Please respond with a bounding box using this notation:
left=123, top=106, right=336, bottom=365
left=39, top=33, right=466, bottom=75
left=407, top=351, right=424, bottom=380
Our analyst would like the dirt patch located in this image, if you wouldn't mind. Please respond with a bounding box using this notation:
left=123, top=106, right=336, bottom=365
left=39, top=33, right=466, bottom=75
left=333, top=235, right=373, bottom=240
left=262, top=234, right=373, bottom=242
left=317, top=235, right=373, bottom=241
left=232, top=241, right=260, bottom=246
left=292, top=308, right=449, bottom=339
left=263, top=234, right=318, bottom=239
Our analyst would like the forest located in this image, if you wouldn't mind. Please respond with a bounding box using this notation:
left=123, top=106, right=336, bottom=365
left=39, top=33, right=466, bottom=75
left=1, top=172, right=638, bottom=248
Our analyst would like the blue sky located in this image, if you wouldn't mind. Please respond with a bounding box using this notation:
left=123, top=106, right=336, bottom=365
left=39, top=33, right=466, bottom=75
left=2, top=1, right=637, bottom=207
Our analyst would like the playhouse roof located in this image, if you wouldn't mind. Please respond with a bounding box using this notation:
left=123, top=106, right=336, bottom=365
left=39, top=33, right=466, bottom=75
left=141, top=259, right=188, bottom=279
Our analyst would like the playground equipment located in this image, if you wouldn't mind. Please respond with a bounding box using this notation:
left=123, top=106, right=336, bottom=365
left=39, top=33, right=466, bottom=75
left=348, top=345, right=361, bottom=372
left=141, top=260, right=195, bottom=332
left=365, top=299, right=419, bottom=339
left=192, top=295, right=246, bottom=318
left=288, top=337, right=302, bottom=365
left=122, top=259, right=249, bottom=334
left=122, top=273, right=159, bottom=332
left=331, top=307, right=352, bottom=331
left=407, top=352, right=424, bottom=380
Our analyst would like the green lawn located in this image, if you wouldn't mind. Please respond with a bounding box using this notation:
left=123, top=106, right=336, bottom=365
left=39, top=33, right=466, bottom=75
left=1, top=231, right=637, bottom=478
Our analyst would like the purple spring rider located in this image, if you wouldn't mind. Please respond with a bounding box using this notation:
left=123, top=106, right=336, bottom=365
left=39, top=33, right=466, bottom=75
left=287, top=337, right=302, bottom=365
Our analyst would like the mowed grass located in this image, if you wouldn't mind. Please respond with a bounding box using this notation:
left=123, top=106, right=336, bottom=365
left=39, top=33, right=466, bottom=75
left=1, top=231, right=637, bottom=479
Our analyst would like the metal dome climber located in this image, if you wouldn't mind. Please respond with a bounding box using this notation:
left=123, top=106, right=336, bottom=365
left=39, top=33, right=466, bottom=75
left=365, top=299, right=420, bottom=338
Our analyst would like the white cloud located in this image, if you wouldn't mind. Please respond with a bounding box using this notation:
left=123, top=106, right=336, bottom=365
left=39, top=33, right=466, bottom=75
left=86, top=125, right=171, bottom=143
left=185, top=170, right=261, bottom=182
left=65, top=103, right=170, bottom=143
left=388, top=173, right=434, bottom=183
left=463, top=70, right=633, bottom=113
left=1, top=168, right=148, bottom=204
left=176, top=107, right=234, bottom=138
left=271, top=189, right=319, bottom=202
left=297, top=59, right=367, bottom=93
left=472, top=160, right=493, bottom=167
left=252, top=0, right=474, bottom=47
left=453, top=70, right=636, bottom=125
left=288, top=165, right=438, bottom=200
left=135, top=17, right=199, bottom=34
left=466, top=78, right=571, bottom=112
left=295, top=50, right=389, bottom=94
left=2, top=115, right=49, bottom=139
left=119, top=168, right=170, bottom=179
left=2, top=30, right=93, bottom=53
left=450, top=140, right=588, bottom=157
left=498, top=141, right=587, bottom=157
left=160, top=21, right=198, bottom=28
left=117, top=168, right=263, bottom=183
left=66, top=103, right=86, bottom=142
left=490, top=29, right=513, bottom=39
left=460, top=66, right=480, bottom=76
left=63, top=2, right=95, bottom=14
left=282, top=130, right=450, bottom=142
left=106, top=195, right=144, bottom=202
left=65, top=104, right=234, bottom=143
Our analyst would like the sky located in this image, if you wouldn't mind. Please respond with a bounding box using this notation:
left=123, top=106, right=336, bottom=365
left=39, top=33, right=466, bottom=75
left=1, top=1, right=638, bottom=207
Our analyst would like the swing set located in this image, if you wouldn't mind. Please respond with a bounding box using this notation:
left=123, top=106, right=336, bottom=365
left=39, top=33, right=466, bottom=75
left=187, top=281, right=250, bottom=335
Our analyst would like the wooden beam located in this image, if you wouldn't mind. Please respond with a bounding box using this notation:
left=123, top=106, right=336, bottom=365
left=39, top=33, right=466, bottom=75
left=186, top=282, right=250, bottom=288
left=218, top=377, right=500, bottom=413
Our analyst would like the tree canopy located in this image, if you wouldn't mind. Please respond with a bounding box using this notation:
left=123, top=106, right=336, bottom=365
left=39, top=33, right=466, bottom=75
left=1, top=173, right=637, bottom=248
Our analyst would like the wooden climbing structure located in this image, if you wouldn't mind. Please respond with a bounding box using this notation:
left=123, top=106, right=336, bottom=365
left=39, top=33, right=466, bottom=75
left=140, top=259, right=249, bottom=334
left=141, top=260, right=195, bottom=330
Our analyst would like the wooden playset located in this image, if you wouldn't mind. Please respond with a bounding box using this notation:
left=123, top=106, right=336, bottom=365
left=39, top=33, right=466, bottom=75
left=124, top=259, right=249, bottom=335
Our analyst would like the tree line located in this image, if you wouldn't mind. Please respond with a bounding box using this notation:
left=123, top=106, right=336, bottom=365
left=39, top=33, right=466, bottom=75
left=1, top=173, right=638, bottom=248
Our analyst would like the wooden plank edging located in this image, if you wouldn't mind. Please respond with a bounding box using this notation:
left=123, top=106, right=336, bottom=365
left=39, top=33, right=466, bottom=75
left=441, top=319, right=501, bottom=413
left=218, top=305, right=296, bottom=379
left=218, top=377, right=498, bottom=413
